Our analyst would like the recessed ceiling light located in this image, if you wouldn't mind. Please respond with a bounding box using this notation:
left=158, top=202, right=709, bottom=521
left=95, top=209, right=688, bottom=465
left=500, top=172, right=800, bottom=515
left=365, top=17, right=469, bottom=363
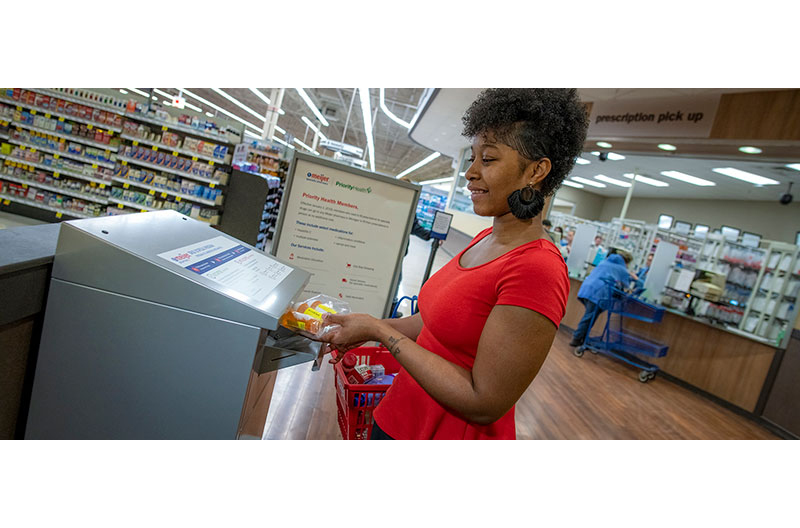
left=658, top=144, right=677, bottom=151
left=596, top=141, right=613, bottom=148
left=738, top=146, right=762, bottom=154
left=595, top=174, right=631, bottom=187
left=787, top=163, right=800, bottom=171
left=660, top=170, right=716, bottom=186
left=575, top=157, right=591, bottom=165
left=561, top=180, right=584, bottom=188
left=591, top=151, right=600, bottom=156
left=571, top=176, right=607, bottom=188
left=622, top=173, right=669, bottom=187
left=712, top=167, right=779, bottom=185
left=606, top=152, right=626, bottom=161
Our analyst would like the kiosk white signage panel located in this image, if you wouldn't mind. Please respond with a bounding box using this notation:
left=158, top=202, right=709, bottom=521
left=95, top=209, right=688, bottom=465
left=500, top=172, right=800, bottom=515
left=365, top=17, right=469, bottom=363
left=272, top=154, right=420, bottom=317
left=643, top=241, right=680, bottom=303
left=566, top=224, right=598, bottom=277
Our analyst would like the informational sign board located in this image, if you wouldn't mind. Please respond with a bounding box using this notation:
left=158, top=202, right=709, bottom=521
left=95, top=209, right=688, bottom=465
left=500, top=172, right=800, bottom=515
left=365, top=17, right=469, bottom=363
left=567, top=224, right=598, bottom=277
left=588, top=95, right=720, bottom=138
left=272, top=153, right=420, bottom=318
left=643, top=241, right=680, bottom=303
left=430, top=210, right=453, bottom=240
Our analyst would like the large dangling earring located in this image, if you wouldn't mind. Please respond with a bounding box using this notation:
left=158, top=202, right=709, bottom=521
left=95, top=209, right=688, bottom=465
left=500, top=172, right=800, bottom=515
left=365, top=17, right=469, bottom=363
left=508, top=183, right=545, bottom=219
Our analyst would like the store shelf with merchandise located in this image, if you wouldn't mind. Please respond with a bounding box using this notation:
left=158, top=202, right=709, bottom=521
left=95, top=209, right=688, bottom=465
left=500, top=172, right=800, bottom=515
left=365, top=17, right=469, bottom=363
left=2, top=87, right=243, bottom=227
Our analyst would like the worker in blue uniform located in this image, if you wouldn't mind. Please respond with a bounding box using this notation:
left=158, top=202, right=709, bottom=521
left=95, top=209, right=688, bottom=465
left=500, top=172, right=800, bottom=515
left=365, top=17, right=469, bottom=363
left=569, top=251, right=637, bottom=347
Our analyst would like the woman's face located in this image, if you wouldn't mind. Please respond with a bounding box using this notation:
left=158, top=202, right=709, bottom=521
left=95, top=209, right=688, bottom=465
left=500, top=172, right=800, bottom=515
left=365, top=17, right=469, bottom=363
left=464, top=135, right=530, bottom=217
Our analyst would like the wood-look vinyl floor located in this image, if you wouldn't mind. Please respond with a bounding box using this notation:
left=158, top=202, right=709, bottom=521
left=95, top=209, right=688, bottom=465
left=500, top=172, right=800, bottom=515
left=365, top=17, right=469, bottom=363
left=262, top=327, right=778, bottom=440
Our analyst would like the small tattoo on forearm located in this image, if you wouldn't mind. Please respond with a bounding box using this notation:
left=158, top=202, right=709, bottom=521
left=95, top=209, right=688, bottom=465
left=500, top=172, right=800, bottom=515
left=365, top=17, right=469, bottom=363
left=386, top=335, right=405, bottom=357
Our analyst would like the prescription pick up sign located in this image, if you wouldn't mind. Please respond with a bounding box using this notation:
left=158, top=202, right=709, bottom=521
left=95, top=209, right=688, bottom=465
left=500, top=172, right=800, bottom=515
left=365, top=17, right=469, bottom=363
left=272, top=153, right=419, bottom=318
left=588, top=94, right=721, bottom=138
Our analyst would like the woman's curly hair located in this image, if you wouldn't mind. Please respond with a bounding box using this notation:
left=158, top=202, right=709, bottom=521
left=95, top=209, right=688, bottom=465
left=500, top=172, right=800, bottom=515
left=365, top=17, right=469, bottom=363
left=462, top=89, right=589, bottom=197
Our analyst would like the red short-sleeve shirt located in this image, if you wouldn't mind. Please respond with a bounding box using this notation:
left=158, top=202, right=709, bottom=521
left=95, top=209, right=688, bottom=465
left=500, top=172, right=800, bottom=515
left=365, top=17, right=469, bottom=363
left=373, top=228, right=569, bottom=440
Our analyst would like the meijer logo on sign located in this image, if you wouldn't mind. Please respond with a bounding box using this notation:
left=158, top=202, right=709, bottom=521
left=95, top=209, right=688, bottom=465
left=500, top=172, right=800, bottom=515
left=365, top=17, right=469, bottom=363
left=306, top=172, right=330, bottom=185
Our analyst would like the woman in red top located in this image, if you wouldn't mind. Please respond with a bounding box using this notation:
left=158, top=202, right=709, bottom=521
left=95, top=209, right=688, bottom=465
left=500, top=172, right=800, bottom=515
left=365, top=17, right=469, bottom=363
left=320, top=89, right=589, bottom=439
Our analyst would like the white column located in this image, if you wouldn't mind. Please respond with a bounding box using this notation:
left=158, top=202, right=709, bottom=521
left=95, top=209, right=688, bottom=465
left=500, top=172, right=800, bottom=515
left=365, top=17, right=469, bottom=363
left=619, top=168, right=638, bottom=221
left=262, top=88, right=285, bottom=141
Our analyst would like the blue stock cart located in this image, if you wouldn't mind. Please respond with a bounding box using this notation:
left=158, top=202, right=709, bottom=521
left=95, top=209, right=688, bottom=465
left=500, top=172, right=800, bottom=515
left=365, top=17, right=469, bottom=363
left=574, top=281, right=669, bottom=383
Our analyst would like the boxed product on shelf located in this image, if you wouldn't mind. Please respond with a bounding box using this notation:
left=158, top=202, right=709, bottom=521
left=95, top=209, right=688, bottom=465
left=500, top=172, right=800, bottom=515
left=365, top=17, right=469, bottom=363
left=3, top=89, right=124, bottom=129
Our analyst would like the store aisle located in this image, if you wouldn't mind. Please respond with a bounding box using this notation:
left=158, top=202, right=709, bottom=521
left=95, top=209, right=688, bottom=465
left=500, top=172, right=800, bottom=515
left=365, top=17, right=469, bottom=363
left=262, top=233, right=778, bottom=440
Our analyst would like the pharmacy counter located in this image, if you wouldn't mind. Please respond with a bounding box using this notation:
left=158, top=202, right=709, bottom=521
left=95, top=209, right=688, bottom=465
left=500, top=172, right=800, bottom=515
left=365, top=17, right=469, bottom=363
left=0, top=223, right=60, bottom=439
left=562, top=277, right=781, bottom=416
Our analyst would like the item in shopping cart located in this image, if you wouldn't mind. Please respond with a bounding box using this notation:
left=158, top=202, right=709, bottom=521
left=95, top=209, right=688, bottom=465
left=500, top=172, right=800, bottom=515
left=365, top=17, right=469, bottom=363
left=278, top=294, right=350, bottom=338
left=341, top=353, right=375, bottom=384
left=366, top=373, right=395, bottom=385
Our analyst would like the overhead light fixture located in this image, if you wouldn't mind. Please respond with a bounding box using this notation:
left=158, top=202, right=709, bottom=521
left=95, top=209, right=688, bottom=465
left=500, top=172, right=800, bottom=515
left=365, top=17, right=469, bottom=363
left=151, top=89, right=203, bottom=113
left=658, top=144, right=677, bottom=151
left=295, top=88, right=329, bottom=126
left=181, top=88, right=264, bottom=133
left=596, top=141, right=613, bottom=148
left=301, top=116, right=328, bottom=142
left=205, top=111, right=214, bottom=117
left=418, top=176, right=454, bottom=185
left=294, top=137, right=318, bottom=155
left=786, top=163, right=800, bottom=171
left=571, top=177, right=607, bottom=188
left=244, top=130, right=260, bottom=139
left=275, top=125, right=286, bottom=135
left=359, top=88, right=375, bottom=172
left=395, top=152, right=442, bottom=179
left=660, top=170, right=716, bottom=186
left=118, top=89, right=128, bottom=94
left=591, top=151, right=600, bottom=156
left=379, top=88, right=412, bottom=129
left=127, top=88, right=151, bottom=98
left=712, top=167, right=779, bottom=185
left=211, top=88, right=266, bottom=122
left=595, top=174, right=631, bottom=188
left=561, top=180, right=584, bottom=189
left=575, top=157, right=591, bottom=165
left=248, top=88, right=271, bottom=105
left=606, top=152, right=626, bottom=161
left=622, top=173, right=669, bottom=187
left=272, top=136, right=295, bottom=149
left=738, top=146, right=762, bottom=154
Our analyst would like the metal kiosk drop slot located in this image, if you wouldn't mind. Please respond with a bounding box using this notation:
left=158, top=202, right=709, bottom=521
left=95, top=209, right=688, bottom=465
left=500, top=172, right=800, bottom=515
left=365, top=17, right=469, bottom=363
left=23, top=210, right=321, bottom=439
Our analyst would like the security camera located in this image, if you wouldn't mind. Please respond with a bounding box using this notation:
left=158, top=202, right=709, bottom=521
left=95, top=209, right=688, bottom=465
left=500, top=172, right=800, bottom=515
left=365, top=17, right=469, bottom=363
left=598, top=152, right=609, bottom=162
left=780, top=182, right=794, bottom=205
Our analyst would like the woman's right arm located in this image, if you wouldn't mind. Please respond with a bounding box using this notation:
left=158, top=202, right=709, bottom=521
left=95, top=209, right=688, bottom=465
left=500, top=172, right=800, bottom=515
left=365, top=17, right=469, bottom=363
left=384, top=312, right=424, bottom=341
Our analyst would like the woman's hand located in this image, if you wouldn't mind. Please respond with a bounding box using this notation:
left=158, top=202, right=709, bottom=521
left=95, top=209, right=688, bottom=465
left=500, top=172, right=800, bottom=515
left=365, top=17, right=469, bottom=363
left=319, top=313, right=385, bottom=348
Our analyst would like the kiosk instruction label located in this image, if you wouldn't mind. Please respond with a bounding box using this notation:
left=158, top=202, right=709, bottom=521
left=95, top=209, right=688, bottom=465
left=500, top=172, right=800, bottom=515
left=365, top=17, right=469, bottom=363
left=158, top=236, right=292, bottom=304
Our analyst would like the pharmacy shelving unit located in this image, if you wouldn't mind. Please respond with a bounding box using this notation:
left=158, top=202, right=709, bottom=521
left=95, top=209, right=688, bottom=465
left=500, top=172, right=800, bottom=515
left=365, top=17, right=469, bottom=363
left=1, top=88, right=243, bottom=226
left=738, top=241, right=800, bottom=348
left=609, top=217, right=657, bottom=269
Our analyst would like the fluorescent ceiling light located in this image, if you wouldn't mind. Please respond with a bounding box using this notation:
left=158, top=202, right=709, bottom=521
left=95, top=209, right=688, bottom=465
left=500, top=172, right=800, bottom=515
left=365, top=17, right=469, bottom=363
left=738, top=146, right=762, bottom=154
left=275, top=125, right=286, bottom=135
left=205, top=111, right=214, bottom=117
left=301, top=116, right=327, bottom=142
left=658, top=144, right=677, bottom=151
left=359, top=88, right=375, bottom=172
left=212, top=88, right=266, bottom=122
left=127, top=88, right=150, bottom=98
left=561, top=180, right=584, bottom=188
left=244, top=130, right=260, bottom=139
left=575, top=157, right=591, bottom=165
left=418, top=176, right=454, bottom=185
left=660, top=170, right=716, bottom=186
left=181, top=88, right=264, bottom=133
left=379, top=88, right=412, bottom=129
left=596, top=141, right=613, bottom=148
left=571, top=176, right=607, bottom=188
left=591, top=151, right=600, bottom=156
left=295, top=88, right=329, bottom=126
left=606, top=152, right=626, bottom=161
left=293, top=137, right=319, bottom=155
left=396, top=152, right=441, bottom=179
left=786, top=163, right=800, bottom=171
left=152, top=88, right=174, bottom=100
left=712, top=167, right=779, bottom=185
left=118, top=89, right=128, bottom=94
left=248, top=88, right=271, bottom=105
left=595, top=174, right=631, bottom=187
left=622, top=173, right=669, bottom=187
left=272, top=136, right=295, bottom=149
left=151, top=89, right=200, bottom=113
